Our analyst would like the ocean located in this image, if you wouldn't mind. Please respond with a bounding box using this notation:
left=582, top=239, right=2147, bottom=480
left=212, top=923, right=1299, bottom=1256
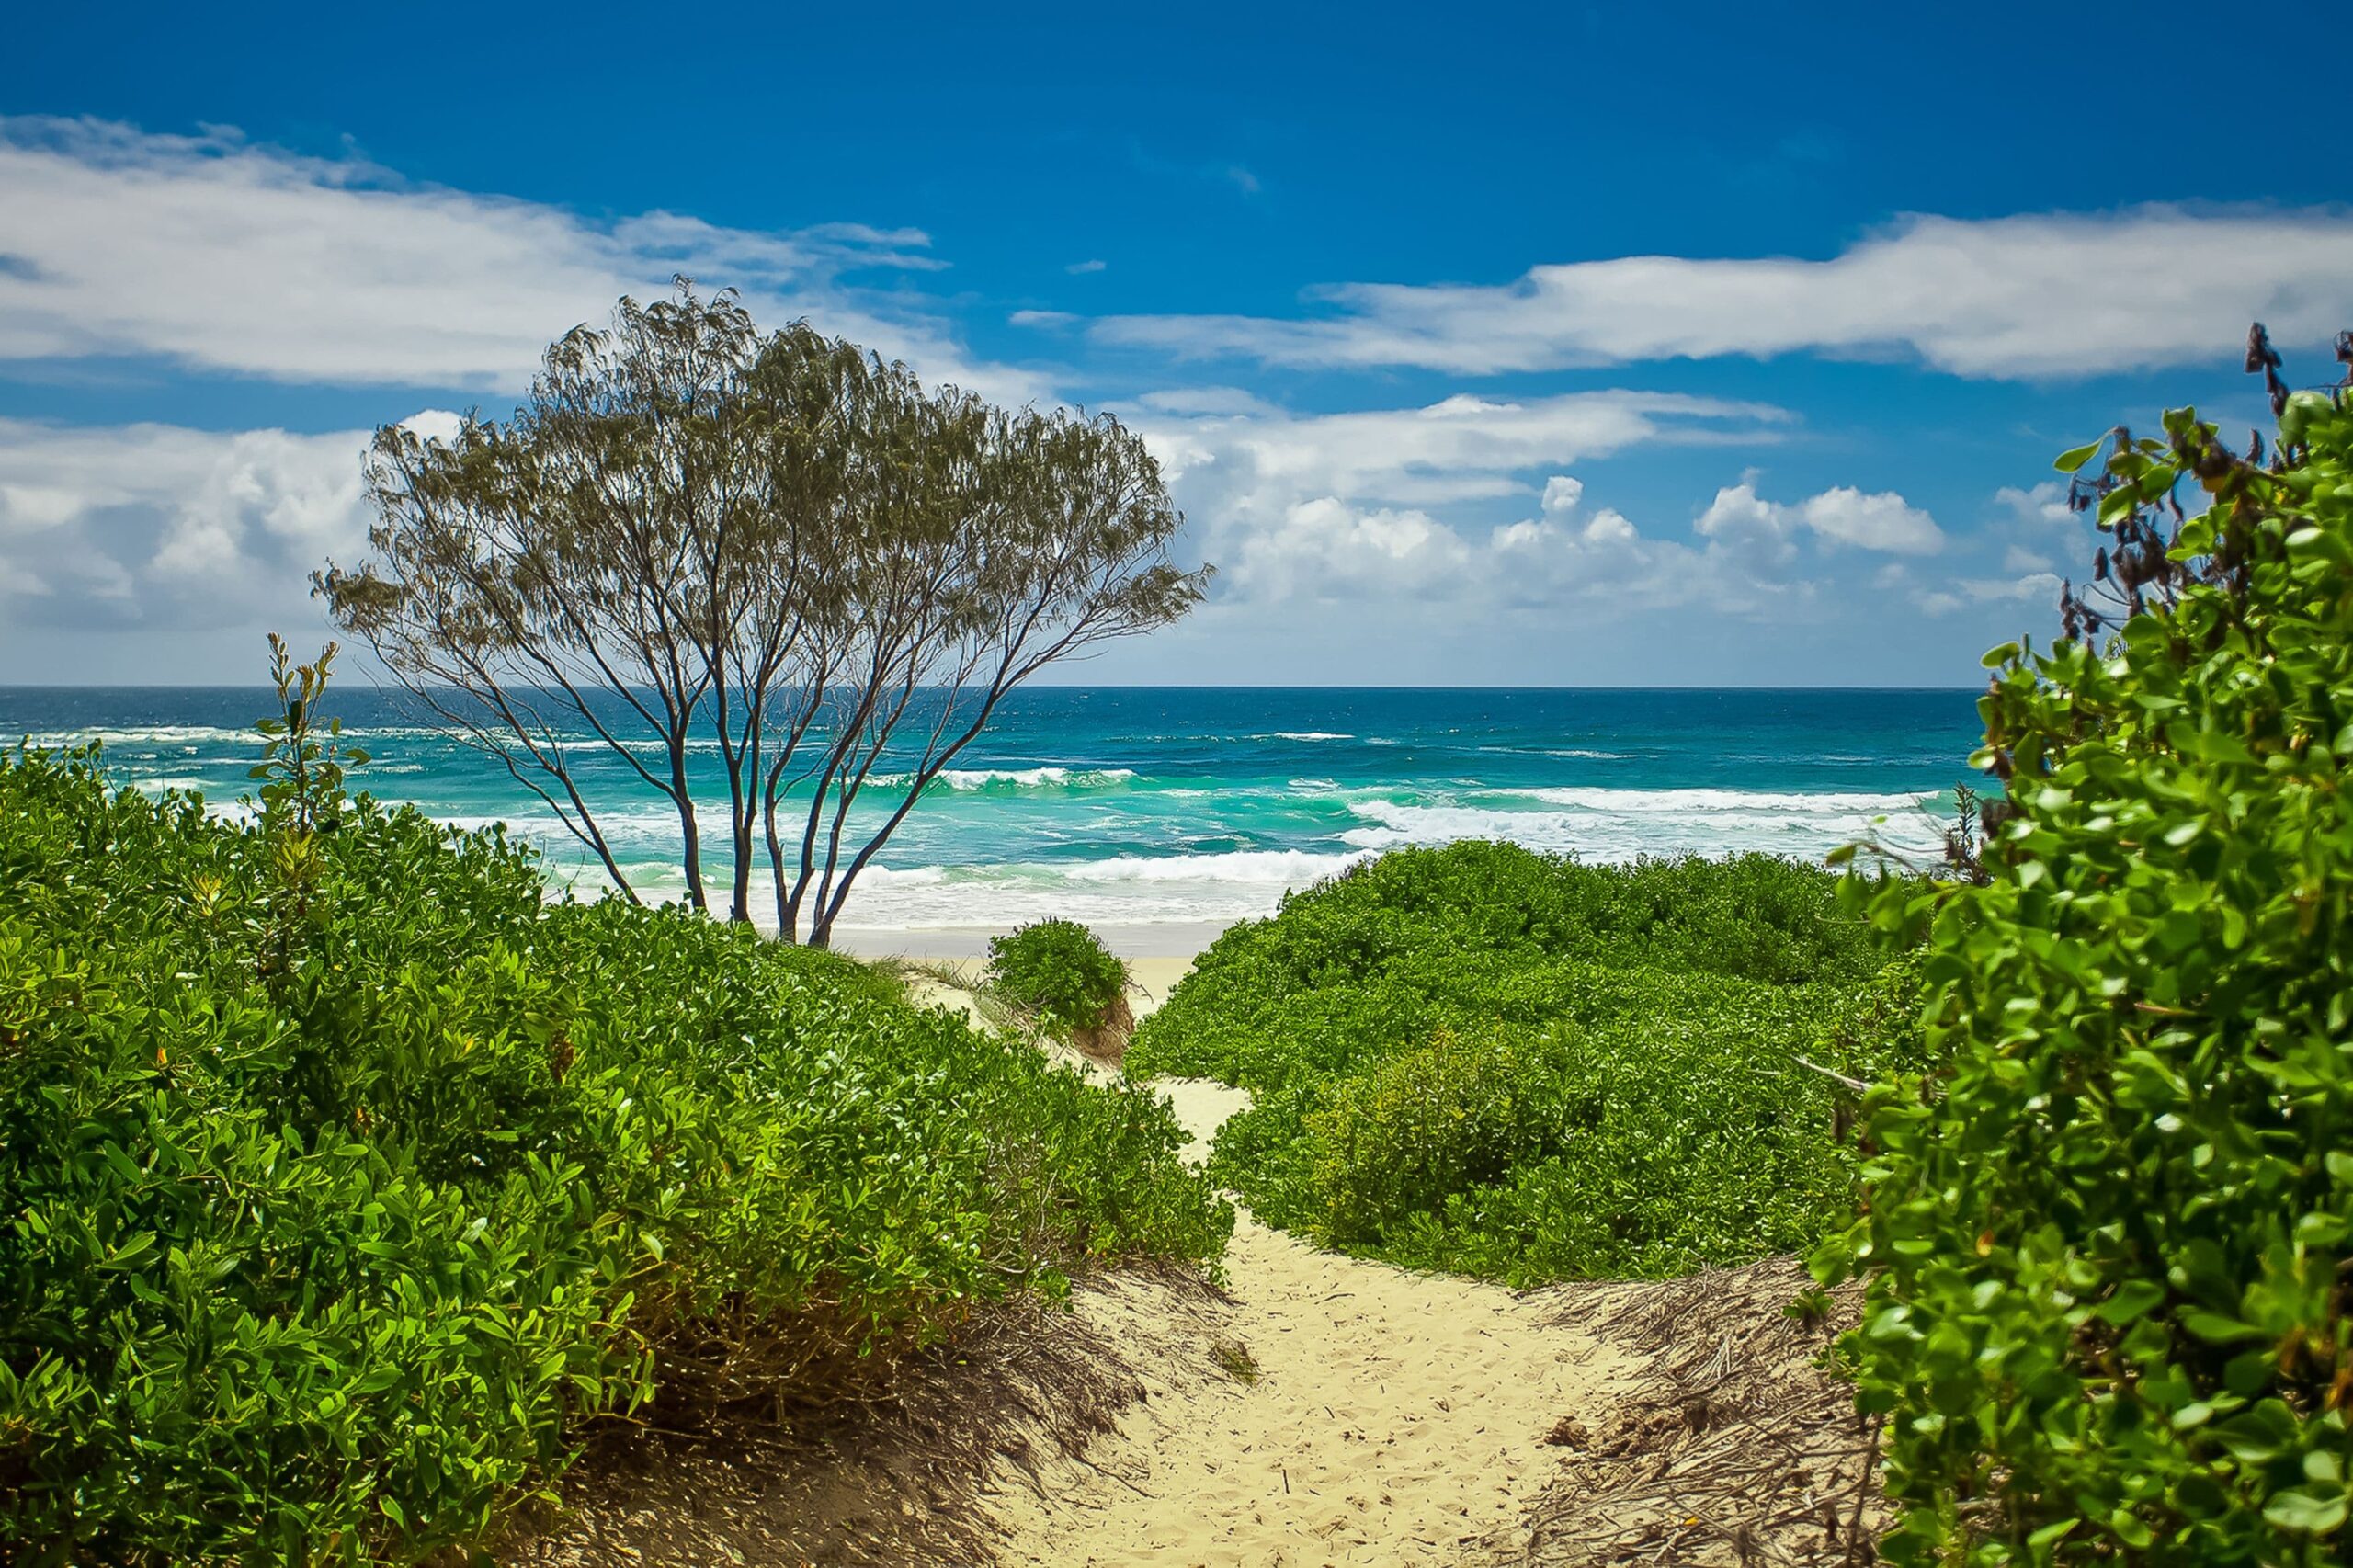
left=2, top=687, right=1983, bottom=942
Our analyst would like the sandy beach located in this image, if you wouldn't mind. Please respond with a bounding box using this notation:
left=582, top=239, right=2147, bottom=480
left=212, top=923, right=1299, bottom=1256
left=829, top=922, right=1238, bottom=966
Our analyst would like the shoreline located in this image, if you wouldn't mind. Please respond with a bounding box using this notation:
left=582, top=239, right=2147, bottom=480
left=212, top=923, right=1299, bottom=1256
left=826, top=917, right=1233, bottom=965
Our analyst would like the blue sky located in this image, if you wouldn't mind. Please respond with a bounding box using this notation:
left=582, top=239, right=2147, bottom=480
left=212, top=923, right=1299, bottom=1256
left=2, top=1, right=2348, bottom=685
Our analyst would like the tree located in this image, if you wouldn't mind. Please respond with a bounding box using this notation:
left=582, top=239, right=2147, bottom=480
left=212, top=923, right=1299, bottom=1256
left=1823, top=336, right=2353, bottom=1563
left=319, top=286, right=1207, bottom=942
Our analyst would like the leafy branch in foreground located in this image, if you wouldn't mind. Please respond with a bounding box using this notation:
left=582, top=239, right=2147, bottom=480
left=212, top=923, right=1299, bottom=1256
left=1820, top=345, right=2352, bottom=1563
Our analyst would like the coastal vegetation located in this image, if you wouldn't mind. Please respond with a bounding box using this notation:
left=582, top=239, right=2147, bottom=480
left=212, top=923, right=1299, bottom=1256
left=0, top=653, right=1229, bottom=1563
left=1126, top=845, right=1927, bottom=1281
left=984, top=917, right=1133, bottom=1051
left=6, top=290, right=2345, bottom=1562
left=1818, top=360, right=2353, bottom=1562
left=316, top=288, right=1206, bottom=945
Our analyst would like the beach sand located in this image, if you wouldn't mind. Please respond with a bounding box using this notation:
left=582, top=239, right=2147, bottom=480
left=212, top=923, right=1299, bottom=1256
left=831, top=921, right=1237, bottom=965
left=889, top=941, right=1635, bottom=1567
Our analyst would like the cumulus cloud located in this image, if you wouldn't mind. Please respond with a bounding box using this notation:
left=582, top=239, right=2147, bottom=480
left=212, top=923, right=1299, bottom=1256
left=0, top=116, right=1043, bottom=403
left=1798, top=486, right=1943, bottom=553
left=1693, top=477, right=1942, bottom=574
left=1225, top=480, right=1708, bottom=615
left=1225, top=498, right=1472, bottom=601
left=1114, top=389, right=1796, bottom=614
left=1540, top=475, right=1584, bottom=517
left=0, top=415, right=386, bottom=634
left=1210, top=458, right=1874, bottom=622
left=1695, top=481, right=1798, bottom=573
left=1087, top=205, right=2353, bottom=379
left=1485, top=493, right=1703, bottom=611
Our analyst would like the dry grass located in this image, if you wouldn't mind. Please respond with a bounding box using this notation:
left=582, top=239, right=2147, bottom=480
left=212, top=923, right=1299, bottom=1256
left=506, top=1261, right=1225, bottom=1567
left=1483, top=1256, right=1885, bottom=1567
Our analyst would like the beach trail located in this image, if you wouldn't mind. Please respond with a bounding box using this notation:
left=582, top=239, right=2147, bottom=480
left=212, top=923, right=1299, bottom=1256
left=910, top=958, right=1633, bottom=1568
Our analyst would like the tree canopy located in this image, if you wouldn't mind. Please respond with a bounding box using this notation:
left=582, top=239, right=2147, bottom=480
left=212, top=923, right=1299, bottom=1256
left=319, top=286, right=1207, bottom=943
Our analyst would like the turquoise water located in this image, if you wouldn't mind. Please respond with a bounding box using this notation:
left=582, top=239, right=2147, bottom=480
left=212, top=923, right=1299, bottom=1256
left=3, top=687, right=1982, bottom=934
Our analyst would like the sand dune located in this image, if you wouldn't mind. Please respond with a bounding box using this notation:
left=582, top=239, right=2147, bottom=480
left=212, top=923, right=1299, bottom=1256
left=984, top=1209, right=1631, bottom=1566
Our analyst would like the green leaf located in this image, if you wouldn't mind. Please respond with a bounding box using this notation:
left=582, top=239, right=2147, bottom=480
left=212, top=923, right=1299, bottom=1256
left=2094, top=1279, right=2165, bottom=1325
left=2180, top=1309, right=2268, bottom=1346
left=2026, top=1517, right=2080, bottom=1549
left=2262, top=1486, right=2347, bottom=1535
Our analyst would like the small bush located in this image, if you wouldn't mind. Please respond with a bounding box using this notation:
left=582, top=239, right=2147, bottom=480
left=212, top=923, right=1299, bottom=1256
left=986, top=918, right=1130, bottom=1038
left=1302, top=1028, right=1572, bottom=1245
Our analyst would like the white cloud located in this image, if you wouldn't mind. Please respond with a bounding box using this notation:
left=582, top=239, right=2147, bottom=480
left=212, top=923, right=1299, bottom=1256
left=1484, top=501, right=1702, bottom=611
left=1118, top=389, right=1793, bottom=614
left=1127, top=388, right=1791, bottom=516
left=1995, top=480, right=2075, bottom=526
left=1133, top=386, right=1281, bottom=418
left=1693, top=477, right=1941, bottom=571
left=1087, top=205, right=2353, bottom=378
left=2003, top=544, right=2055, bottom=574
left=0, top=117, right=1044, bottom=403
left=1695, top=480, right=1798, bottom=572
left=1799, top=486, right=1943, bottom=554
left=1065, top=258, right=1108, bottom=275
left=1917, top=572, right=2065, bottom=618
left=1229, top=486, right=1709, bottom=615
left=1227, top=497, right=1472, bottom=601
left=0, top=416, right=384, bottom=633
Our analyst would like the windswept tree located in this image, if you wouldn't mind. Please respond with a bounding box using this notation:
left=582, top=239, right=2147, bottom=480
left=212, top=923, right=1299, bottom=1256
left=319, top=286, right=1207, bottom=942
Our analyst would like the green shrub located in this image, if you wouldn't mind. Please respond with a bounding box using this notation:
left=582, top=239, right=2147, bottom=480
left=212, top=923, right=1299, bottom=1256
left=1130, top=844, right=1924, bottom=1281
left=985, top=918, right=1129, bottom=1036
left=1823, top=390, right=2353, bottom=1562
left=0, top=679, right=1228, bottom=1562
left=1303, top=1028, right=1572, bottom=1244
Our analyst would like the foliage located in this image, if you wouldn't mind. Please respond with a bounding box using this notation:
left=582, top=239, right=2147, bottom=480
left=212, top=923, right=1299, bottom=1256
left=1126, top=844, right=1920, bottom=1281
left=1820, top=382, right=2353, bottom=1563
left=319, top=285, right=1208, bottom=943
left=985, top=918, right=1130, bottom=1037
left=0, top=691, right=1228, bottom=1562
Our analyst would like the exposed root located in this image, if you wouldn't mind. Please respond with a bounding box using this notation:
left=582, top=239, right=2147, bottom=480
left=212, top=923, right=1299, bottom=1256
left=1070, top=991, right=1137, bottom=1063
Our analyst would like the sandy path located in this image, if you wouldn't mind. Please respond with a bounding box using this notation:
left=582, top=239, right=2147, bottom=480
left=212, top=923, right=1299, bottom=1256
left=892, top=952, right=1630, bottom=1565
left=988, top=1067, right=1630, bottom=1566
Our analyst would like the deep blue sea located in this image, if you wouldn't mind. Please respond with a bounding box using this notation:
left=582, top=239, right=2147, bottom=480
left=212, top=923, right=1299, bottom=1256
left=2, top=687, right=1982, bottom=937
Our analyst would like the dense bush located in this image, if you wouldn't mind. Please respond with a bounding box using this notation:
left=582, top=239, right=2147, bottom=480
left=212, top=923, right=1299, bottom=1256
left=0, top=686, right=1228, bottom=1562
left=1824, top=390, right=2353, bottom=1562
left=985, top=918, right=1129, bottom=1036
left=1128, top=844, right=1920, bottom=1281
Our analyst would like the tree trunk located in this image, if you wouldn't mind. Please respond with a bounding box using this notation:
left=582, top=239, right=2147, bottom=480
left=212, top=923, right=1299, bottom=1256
left=670, top=737, right=706, bottom=911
